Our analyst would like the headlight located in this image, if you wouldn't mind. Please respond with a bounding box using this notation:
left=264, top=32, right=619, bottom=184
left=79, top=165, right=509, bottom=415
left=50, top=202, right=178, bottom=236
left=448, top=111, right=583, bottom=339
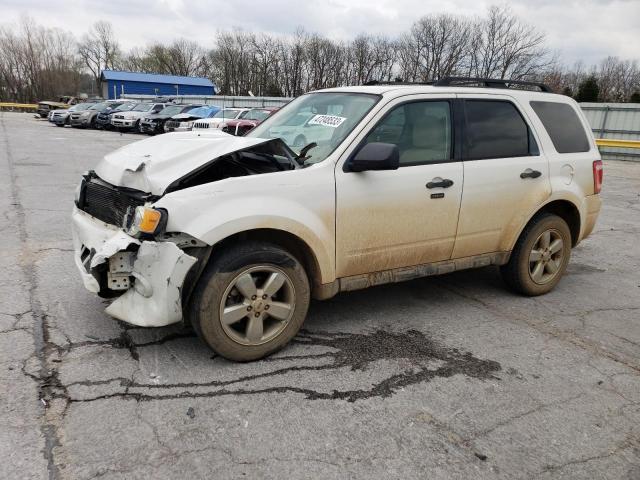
left=218, top=122, right=227, bottom=129
left=125, top=206, right=167, bottom=236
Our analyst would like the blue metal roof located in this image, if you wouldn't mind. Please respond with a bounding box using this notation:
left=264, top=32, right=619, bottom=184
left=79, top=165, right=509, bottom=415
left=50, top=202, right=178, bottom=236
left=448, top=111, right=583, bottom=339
left=101, top=70, right=214, bottom=87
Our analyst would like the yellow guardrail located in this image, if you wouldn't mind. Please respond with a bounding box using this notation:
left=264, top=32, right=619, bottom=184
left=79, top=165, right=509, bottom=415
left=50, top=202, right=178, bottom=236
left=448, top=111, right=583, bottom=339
left=0, top=102, right=38, bottom=109
left=595, top=138, right=640, bottom=149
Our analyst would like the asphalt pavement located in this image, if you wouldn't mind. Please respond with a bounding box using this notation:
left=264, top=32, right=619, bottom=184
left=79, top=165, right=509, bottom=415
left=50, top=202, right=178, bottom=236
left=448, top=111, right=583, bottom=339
left=1, top=111, right=639, bottom=479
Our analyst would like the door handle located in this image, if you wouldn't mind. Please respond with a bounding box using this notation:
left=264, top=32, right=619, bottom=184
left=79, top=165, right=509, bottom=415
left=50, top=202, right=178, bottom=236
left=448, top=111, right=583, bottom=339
left=520, top=169, right=542, bottom=179
left=426, top=178, right=454, bottom=189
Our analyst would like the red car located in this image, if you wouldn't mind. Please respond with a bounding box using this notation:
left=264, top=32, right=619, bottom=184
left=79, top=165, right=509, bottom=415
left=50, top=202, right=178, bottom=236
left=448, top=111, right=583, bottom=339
left=221, top=107, right=279, bottom=136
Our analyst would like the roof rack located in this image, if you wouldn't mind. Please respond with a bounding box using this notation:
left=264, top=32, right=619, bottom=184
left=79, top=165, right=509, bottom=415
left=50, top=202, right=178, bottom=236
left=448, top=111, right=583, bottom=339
left=434, top=77, right=553, bottom=93
left=363, top=80, right=434, bottom=86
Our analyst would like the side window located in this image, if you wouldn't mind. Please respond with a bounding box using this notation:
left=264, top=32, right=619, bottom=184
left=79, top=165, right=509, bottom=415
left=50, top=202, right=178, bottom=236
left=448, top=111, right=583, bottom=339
left=364, top=101, right=452, bottom=166
left=530, top=101, right=590, bottom=153
left=464, top=100, right=537, bottom=160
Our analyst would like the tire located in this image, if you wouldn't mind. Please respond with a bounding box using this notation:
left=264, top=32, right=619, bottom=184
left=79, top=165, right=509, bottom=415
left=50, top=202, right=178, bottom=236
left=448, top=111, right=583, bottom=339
left=135, top=120, right=141, bottom=133
left=189, top=241, right=310, bottom=361
left=500, top=213, right=571, bottom=296
left=55, top=123, right=64, bottom=127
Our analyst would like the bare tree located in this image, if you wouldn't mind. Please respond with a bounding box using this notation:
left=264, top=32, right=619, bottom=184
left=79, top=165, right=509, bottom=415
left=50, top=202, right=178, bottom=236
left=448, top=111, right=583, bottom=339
left=78, top=21, right=120, bottom=90
left=0, top=17, right=81, bottom=102
left=468, top=6, right=552, bottom=80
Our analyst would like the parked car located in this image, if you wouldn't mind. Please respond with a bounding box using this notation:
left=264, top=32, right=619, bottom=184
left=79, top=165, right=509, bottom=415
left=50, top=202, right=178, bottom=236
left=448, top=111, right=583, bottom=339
left=163, top=105, right=221, bottom=133
left=221, top=107, right=279, bottom=136
left=95, top=101, right=136, bottom=130
left=51, top=103, right=96, bottom=127
left=192, top=107, right=250, bottom=130
left=71, top=77, right=603, bottom=362
left=36, top=96, right=78, bottom=118
left=111, top=102, right=167, bottom=131
left=139, top=104, right=203, bottom=135
left=70, top=102, right=114, bottom=128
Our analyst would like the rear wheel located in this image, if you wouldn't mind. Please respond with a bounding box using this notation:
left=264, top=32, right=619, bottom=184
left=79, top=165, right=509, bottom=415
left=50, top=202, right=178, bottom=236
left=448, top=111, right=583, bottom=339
left=500, top=213, right=571, bottom=296
left=190, top=242, right=310, bottom=361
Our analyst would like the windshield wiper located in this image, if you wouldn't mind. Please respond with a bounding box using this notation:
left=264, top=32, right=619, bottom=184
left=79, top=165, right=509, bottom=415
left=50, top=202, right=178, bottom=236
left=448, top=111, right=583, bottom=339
left=295, top=142, right=318, bottom=164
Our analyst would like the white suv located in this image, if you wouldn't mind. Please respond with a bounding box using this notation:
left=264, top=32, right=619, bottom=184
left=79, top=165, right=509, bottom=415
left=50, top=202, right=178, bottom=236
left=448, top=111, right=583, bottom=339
left=72, top=78, right=603, bottom=361
left=111, top=102, right=166, bottom=131
left=192, top=107, right=250, bottom=130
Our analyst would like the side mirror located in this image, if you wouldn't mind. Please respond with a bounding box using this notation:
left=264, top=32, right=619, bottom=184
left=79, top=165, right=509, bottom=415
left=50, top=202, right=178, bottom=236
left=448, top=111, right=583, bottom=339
left=348, top=142, right=400, bottom=172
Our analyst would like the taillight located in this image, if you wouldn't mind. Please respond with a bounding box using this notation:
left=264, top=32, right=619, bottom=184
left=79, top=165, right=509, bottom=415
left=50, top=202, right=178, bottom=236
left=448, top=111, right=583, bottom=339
left=593, top=160, right=603, bottom=194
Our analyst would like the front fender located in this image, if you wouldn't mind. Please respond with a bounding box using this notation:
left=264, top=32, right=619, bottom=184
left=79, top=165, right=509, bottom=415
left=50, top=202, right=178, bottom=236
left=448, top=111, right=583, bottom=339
left=155, top=179, right=336, bottom=283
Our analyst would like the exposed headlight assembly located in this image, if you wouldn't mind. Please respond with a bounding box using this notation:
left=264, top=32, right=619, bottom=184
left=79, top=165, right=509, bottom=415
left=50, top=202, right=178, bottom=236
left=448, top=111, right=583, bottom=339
left=124, top=206, right=168, bottom=237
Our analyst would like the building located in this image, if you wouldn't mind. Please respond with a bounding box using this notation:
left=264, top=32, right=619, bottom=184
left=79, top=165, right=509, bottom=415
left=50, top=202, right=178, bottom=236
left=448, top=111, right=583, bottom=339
left=100, top=70, right=215, bottom=100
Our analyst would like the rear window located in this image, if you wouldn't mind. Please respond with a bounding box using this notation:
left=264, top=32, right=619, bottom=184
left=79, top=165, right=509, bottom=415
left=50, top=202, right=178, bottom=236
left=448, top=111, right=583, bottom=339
left=530, top=101, right=590, bottom=153
left=464, top=100, right=536, bottom=160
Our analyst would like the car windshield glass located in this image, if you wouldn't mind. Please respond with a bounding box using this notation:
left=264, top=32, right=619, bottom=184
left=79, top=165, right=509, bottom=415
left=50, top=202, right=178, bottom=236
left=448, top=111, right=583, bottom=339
left=244, top=110, right=271, bottom=121
left=184, top=106, right=211, bottom=118
left=247, top=92, right=379, bottom=163
left=212, top=109, right=239, bottom=119
left=75, top=103, right=94, bottom=111
left=132, top=103, right=151, bottom=112
left=114, top=103, right=135, bottom=112
left=90, top=103, right=109, bottom=111
left=158, top=105, right=182, bottom=116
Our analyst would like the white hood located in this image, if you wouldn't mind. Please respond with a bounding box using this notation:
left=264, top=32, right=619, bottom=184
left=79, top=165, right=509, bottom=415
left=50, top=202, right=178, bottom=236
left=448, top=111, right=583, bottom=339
left=94, top=131, right=271, bottom=195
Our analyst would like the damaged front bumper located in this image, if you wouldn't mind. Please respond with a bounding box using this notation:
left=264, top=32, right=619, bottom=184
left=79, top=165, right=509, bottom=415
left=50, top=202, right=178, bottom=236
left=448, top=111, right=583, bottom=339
left=71, top=207, right=197, bottom=327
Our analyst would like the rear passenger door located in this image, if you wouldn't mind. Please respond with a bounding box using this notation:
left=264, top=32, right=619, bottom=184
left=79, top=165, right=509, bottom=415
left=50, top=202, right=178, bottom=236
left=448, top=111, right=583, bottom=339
left=451, top=95, right=551, bottom=258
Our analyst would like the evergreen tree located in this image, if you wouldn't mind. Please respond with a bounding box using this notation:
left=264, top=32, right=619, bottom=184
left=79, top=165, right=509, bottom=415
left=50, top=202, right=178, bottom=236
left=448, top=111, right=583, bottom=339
left=575, top=76, right=600, bottom=102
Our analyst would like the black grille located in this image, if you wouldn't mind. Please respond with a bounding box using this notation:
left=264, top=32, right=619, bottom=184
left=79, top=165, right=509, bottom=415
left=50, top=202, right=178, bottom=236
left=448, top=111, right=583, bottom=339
left=81, top=179, right=145, bottom=226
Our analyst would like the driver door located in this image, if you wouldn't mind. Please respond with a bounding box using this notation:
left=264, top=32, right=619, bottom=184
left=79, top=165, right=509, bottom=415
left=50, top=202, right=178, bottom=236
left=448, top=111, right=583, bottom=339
left=335, top=96, right=463, bottom=278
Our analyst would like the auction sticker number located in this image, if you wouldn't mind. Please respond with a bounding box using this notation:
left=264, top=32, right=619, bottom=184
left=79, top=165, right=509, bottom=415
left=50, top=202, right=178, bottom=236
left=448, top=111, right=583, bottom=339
left=308, top=115, right=347, bottom=128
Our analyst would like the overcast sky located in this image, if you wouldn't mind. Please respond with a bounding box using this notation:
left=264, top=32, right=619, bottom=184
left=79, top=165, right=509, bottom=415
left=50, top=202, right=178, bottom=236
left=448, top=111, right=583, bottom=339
left=2, top=0, right=639, bottom=66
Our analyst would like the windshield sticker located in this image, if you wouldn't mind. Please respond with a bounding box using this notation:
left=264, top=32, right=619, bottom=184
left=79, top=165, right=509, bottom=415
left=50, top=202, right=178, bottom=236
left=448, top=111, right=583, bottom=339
left=308, top=114, right=347, bottom=128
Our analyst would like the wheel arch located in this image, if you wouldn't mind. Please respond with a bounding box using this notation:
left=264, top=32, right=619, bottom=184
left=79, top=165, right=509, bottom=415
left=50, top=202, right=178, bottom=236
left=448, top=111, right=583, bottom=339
left=209, top=228, right=324, bottom=292
left=514, top=199, right=582, bottom=251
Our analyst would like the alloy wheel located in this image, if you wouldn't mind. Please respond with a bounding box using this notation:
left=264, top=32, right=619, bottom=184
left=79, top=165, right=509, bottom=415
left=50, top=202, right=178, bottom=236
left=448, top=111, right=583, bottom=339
left=528, top=229, right=564, bottom=284
left=219, top=266, right=296, bottom=346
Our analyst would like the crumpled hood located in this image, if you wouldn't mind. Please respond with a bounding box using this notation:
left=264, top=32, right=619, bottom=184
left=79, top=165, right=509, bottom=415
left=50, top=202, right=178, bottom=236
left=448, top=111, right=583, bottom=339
left=94, top=131, right=272, bottom=195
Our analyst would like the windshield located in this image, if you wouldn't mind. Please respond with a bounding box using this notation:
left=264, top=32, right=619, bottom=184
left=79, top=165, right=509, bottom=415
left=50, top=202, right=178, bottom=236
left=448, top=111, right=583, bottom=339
left=90, top=103, right=109, bottom=111
left=244, top=109, right=272, bottom=122
left=212, top=109, right=241, bottom=119
left=247, top=92, right=379, bottom=163
left=114, top=103, right=135, bottom=112
left=132, top=103, right=152, bottom=112
left=182, top=107, right=216, bottom=118
left=158, top=105, right=182, bottom=116
left=74, top=103, right=94, bottom=111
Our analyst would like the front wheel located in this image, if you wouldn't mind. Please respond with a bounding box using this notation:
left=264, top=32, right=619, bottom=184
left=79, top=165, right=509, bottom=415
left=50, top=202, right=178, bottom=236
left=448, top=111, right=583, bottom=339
left=500, top=213, right=571, bottom=296
left=189, top=242, right=310, bottom=361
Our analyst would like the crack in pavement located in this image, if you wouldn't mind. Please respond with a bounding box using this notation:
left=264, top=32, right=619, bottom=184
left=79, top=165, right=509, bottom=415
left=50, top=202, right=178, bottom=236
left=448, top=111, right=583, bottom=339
left=438, top=282, right=640, bottom=374
left=58, top=329, right=501, bottom=403
left=2, top=113, right=62, bottom=480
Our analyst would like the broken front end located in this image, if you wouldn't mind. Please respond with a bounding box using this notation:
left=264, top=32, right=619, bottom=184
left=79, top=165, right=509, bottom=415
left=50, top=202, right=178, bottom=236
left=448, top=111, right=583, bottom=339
left=71, top=134, right=298, bottom=327
left=72, top=172, right=206, bottom=327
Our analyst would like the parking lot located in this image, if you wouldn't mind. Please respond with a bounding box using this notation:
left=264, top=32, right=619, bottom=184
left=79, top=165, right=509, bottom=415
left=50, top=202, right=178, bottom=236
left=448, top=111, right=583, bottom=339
left=1, top=111, right=639, bottom=479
